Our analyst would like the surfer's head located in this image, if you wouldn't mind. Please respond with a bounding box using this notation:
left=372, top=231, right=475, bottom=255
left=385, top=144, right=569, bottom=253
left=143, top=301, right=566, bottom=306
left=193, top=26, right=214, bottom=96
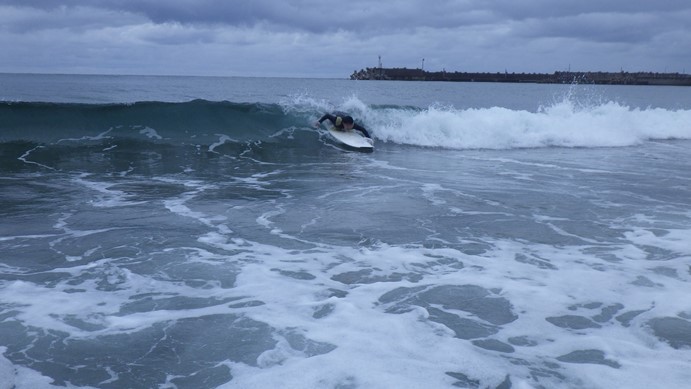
left=342, top=116, right=354, bottom=129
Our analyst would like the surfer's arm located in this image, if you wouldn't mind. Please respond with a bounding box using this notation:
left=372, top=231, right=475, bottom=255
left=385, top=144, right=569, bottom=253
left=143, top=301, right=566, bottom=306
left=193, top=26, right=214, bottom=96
left=317, top=114, right=336, bottom=125
left=353, top=124, right=371, bottom=139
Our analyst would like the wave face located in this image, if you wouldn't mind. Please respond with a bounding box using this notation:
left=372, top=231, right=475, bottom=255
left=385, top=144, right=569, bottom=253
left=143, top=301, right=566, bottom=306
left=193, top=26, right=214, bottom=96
left=2, top=96, right=691, bottom=172
left=0, top=99, right=317, bottom=173
left=4, top=97, right=691, bottom=148
left=0, top=100, right=300, bottom=143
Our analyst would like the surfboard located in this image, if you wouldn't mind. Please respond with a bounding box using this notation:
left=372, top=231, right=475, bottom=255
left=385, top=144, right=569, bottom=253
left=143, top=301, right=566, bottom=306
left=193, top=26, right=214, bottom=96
left=327, top=127, right=374, bottom=150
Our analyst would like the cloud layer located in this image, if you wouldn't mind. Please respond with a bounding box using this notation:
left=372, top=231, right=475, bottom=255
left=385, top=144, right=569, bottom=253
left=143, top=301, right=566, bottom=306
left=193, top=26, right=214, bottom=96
left=1, top=1, right=689, bottom=77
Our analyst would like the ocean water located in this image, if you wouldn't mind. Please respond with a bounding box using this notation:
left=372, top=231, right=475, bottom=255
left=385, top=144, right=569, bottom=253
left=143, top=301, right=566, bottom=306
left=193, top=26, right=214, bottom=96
left=1, top=73, right=691, bottom=389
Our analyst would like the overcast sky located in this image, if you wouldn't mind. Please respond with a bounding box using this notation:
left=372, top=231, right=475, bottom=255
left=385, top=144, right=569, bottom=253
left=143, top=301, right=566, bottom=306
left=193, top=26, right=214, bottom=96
left=1, top=1, right=689, bottom=77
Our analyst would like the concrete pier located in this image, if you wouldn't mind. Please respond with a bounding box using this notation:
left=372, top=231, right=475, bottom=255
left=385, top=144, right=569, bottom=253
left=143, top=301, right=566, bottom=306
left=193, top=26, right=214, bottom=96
left=350, top=67, right=691, bottom=86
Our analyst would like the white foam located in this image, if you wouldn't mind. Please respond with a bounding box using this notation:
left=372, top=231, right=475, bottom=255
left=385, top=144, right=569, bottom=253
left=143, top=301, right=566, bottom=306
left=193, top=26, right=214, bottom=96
left=0, top=348, right=85, bottom=389
left=624, top=228, right=691, bottom=255
left=4, top=128, right=690, bottom=389
left=3, top=222, right=690, bottom=388
left=57, top=128, right=114, bottom=143
left=138, top=126, right=162, bottom=140
left=209, top=134, right=238, bottom=152
left=159, top=178, right=226, bottom=228
left=72, top=175, right=147, bottom=208
left=364, top=100, right=691, bottom=150
left=214, top=234, right=690, bottom=388
left=17, top=146, right=56, bottom=170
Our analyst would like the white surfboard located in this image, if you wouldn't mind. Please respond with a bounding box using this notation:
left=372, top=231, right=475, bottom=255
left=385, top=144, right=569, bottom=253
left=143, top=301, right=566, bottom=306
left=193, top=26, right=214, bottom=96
left=327, top=127, right=374, bottom=150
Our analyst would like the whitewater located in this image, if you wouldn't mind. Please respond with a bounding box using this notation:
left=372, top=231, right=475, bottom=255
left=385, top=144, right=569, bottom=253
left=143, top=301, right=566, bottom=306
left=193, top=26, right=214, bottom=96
left=1, top=73, right=691, bottom=389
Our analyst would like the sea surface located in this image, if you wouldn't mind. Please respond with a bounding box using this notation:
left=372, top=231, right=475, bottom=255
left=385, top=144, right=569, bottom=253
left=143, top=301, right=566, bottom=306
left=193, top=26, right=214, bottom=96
left=1, top=73, right=691, bottom=389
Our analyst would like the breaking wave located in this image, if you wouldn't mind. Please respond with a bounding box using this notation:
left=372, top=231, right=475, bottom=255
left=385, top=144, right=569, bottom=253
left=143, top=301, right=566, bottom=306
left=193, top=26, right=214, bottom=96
left=2, top=96, right=690, bottom=154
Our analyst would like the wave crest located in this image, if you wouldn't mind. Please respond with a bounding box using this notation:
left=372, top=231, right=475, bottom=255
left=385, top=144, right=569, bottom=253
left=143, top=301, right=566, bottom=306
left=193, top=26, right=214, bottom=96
left=368, top=100, right=691, bottom=149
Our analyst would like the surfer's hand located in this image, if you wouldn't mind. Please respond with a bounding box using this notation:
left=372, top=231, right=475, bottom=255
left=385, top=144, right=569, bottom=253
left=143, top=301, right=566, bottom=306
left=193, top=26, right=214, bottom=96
left=313, top=121, right=320, bottom=128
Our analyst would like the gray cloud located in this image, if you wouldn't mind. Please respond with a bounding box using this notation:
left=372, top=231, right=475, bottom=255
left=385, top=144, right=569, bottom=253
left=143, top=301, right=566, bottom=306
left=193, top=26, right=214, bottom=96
left=515, top=12, right=665, bottom=44
left=4, top=0, right=689, bottom=38
left=1, top=0, right=689, bottom=76
left=0, top=0, right=499, bottom=34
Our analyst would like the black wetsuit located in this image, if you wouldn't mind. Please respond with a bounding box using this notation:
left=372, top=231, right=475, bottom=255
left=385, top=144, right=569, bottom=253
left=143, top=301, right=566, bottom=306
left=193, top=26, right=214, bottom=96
left=317, top=113, right=371, bottom=139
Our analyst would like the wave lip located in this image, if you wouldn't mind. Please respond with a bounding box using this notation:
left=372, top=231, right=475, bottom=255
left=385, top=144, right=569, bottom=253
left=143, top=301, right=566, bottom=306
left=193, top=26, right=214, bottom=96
left=371, top=101, right=691, bottom=150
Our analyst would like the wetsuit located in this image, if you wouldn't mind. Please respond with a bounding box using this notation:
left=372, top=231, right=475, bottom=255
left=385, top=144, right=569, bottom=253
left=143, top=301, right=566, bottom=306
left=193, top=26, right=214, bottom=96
left=317, top=113, right=371, bottom=139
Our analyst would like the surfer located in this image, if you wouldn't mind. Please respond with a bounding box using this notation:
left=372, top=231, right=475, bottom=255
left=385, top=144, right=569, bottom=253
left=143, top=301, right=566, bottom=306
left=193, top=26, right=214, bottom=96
left=315, top=113, right=372, bottom=139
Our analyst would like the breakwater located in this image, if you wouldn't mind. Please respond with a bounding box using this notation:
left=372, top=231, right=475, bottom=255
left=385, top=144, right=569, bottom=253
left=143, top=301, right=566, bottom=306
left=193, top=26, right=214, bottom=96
left=350, top=67, right=691, bottom=86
